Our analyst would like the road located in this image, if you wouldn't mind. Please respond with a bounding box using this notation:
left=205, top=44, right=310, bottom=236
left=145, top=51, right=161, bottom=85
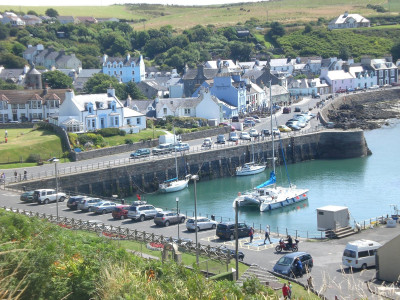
left=2, top=188, right=398, bottom=300
left=1, top=94, right=325, bottom=185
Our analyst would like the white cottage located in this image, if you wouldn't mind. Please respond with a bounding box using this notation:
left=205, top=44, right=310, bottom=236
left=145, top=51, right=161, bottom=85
left=57, top=88, right=146, bottom=133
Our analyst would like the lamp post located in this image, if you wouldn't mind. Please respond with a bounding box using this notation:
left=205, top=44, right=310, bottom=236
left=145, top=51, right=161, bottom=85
left=176, top=197, right=180, bottom=240
left=48, top=157, right=59, bottom=221
left=191, top=174, right=199, bottom=265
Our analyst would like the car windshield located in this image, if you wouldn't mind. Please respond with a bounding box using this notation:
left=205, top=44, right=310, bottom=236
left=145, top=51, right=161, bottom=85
left=343, top=249, right=356, bottom=258
left=187, top=219, right=194, bottom=223
left=129, top=206, right=137, bottom=211
left=277, top=257, right=293, bottom=266
left=156, top=213, right=164, bottom=217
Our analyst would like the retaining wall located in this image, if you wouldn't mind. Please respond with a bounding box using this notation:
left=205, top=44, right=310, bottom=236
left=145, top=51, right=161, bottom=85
left=13, top=129, right=369, bottom=197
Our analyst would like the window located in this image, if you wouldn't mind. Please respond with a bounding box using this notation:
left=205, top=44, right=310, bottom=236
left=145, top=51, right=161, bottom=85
left=163, top=108, right=167, bottom=115
left=12, top=104, right=18, bottom=109
left=120, top=71, right=122, bottom=75
left=87, top=120, right=90, bottom=128
left=184, top=108, right=191, bottom=115
left=127, top=119, right=131, bottom=125
left=19, top=104, right=25, bottom=109
left=358, top=251, right=369, bottom=258
left=136, top=117, right=141, bottom=124
left=390, top=69, right=395, bottom=76
left=132, top=71, right=135, bottom=75
left=92, top=119, right=96, bottom=128
left=379, top=70, right=383, bottom=77
left=0, top=102, right=2, bottom=110
left=33, top=113, right=38, bottom=119
left=115, top=117, right=119, bottom=126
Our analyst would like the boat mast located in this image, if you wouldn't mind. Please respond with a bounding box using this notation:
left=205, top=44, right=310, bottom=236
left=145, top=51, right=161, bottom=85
left=173, top=127, right=178, bottom=179
left=269, top=80, right=276, bottom=175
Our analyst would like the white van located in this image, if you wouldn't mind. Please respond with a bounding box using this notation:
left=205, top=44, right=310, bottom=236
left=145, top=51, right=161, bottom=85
left=342, top=239, right=382, bottom=270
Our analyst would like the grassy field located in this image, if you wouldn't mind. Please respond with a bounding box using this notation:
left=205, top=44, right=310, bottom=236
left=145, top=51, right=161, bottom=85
left=1, top=0, right=398, bottom=30
left=103, top=128, right=166, bottom=147
left=0, top=128, right=64, bottom=165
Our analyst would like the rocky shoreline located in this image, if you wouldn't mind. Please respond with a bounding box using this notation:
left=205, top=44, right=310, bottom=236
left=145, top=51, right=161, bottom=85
left=325, top=88, right=400, bottom=130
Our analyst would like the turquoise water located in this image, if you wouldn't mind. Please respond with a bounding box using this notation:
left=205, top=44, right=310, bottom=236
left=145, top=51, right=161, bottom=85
left=128, top=122, right=400, bottom=236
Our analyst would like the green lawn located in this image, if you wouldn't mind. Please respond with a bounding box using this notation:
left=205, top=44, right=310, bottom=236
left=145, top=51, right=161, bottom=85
left=102, top=128, right=166, bottom=147
left=253, top=32, right=272, bottom=49
left=0, top=128, right=64, bottom=165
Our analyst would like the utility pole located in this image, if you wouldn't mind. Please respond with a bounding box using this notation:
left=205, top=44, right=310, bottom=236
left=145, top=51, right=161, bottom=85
left=235, top=200, right=239, bottom=280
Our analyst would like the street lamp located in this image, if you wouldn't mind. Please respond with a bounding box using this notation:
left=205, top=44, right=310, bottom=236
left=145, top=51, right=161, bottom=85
left=191, top=174, right=199, bottom=265
left=48, top=157, right=59, bottom=221
left=176, top=197, right=180, bottom=240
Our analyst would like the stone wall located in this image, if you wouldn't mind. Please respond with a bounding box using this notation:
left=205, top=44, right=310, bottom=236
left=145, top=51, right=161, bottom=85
left=13, top=129, right=369, bottom=197
left=0, top=123, right=34, bottom=129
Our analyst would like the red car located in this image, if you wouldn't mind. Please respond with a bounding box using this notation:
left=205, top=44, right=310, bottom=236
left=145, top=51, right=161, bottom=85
left=112, top=205, right=130, bottom=220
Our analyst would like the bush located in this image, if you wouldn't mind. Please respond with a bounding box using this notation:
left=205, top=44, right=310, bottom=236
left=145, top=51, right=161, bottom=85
left=26, top=153, right=41, bottom=163
left=97, top=128, right=121, bottom=137
left=125, top=139, right=133, bottom=144
left=119, top=130, right=126, bottom=136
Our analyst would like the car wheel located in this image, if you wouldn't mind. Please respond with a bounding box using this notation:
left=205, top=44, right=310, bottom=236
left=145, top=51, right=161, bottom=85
left=120, top=215, right=125, bottom=220
left=239, top=255, right=244, bottom=261
left=165, top=221, right=170, bottom=227
left=102, top=210, right=106, bottom=215
left=229, top=234, right=235, bottom=241
left=140, top=215, right=145, bottom=222
left=275, top=245, right=282, bottom=253
left=59, top=196, right=65, bottom=202
left=44, top=199, right=49, bottom=204
left=180, top=217, right=185, bottom=223
left=212, top=224, right=216, bottom=229
left=361, top=263, right=367, bottom=270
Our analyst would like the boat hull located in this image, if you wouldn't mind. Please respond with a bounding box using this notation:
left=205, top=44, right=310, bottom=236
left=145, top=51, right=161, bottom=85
left=236, top=165, right=266, bottom=176
left=159, top=179, right=189, bottom=193
left=260, top=189, right=309, bottom=212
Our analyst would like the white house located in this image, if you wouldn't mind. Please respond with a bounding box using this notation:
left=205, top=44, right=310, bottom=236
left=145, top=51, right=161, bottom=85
left=328, top=12, right=370, bottom=30
left=155, top=88, right=222, bottom=122
left=57, top=88, right=146, bottom=133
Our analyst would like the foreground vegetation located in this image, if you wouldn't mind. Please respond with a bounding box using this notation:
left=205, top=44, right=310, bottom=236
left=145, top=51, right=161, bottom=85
left=0, top=209, right=274, bottom=299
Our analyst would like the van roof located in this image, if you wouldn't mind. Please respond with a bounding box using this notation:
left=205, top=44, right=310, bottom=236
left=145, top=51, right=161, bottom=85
left=346, top=239, right=382, bottom=248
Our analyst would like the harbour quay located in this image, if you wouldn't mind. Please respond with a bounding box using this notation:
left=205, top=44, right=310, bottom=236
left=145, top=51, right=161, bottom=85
left=9, top=129, right=369, bottom=197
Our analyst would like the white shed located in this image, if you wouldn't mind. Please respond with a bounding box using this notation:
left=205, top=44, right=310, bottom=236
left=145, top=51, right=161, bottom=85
left=317, top=205, right=350, bottom=231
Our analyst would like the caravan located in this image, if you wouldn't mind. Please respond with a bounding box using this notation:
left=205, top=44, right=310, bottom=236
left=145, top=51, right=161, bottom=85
left=342, top=239, right=382, bottom=270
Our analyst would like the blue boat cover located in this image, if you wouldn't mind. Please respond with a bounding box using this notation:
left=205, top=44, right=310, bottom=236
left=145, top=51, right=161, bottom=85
left=164, top=177, right=178, bottom=183
left=256, top=171, right=276, bottom=189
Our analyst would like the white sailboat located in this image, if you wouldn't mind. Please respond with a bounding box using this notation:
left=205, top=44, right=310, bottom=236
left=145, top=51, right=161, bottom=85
left=233, top=81, right=309, bottom=210
left=159, top=131, right=191, bottom=193
left=236, top=142, right=266, bottom=176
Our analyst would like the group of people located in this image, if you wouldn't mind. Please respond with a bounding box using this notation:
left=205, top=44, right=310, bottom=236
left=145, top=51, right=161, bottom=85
left=248, top=225, right=272, bottom=244
left=282, top=282, right=293, bottom=299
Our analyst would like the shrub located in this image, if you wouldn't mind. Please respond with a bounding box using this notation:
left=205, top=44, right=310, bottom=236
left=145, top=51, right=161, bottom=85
left=118, top=130, right=126, bottom=136
left=125, top=139, right=133, bottom=144
left=26, top=153, right=41, bottom=163
left=97, top=128, right=121, bottom=137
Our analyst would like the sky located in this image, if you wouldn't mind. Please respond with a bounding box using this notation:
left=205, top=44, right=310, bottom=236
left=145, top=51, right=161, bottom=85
left=0, top=0, right=265, bottom=6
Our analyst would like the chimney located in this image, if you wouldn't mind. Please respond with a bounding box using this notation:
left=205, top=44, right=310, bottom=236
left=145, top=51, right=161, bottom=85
left=107, top=86, right=115, bottom=97
left=126, top=53, right=130, bottom=61
left=343, top=63, right=349, bottom=73
left=65, top=89, right=75, bottom=102
left=126, top=95, right=132, bottom=107
left=103, top=54, right=108, bottom=64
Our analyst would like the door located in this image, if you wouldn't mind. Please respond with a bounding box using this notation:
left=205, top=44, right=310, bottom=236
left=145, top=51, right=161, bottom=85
left=100, top=118, right=105, bottom=129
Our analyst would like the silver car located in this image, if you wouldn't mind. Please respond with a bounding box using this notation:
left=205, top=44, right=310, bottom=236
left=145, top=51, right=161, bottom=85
left=154, top=211, right=186, bottom=227
left=186, top=217, right=218, bottom=231
left=89, top=201, right=117, bottom=214
left=77, top=197, right=102, bottom=212
left=127, top=204, right=162, bottom=221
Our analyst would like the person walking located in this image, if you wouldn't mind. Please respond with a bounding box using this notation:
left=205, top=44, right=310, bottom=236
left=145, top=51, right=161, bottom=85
left=249, top=226, right=254, bottom=243
left=263, top=225, right=271, bottom=244
left=23, top=169, right=27, bottom=181
left=14, top=170, right=17, bottom=182
left=288, top=281, right=292, bottom=299
left=295, top=257, right=303, bottom=277
left=282, top=283, right=290, bottom=300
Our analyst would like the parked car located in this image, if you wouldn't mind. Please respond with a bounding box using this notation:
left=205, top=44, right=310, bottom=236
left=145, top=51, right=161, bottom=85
left=240, top=132, right=251, bottom=140
left=77, top=197, right=102, bottom=212
left=34, top=189, right=67, bottom=204
left=272, top=128, right=280, bottom=136
left=152, top=143, right=174, bottom=155
left=67, top=195, right=87, bottom=210
left=127, top=204, right=162, bottom=221
left=154, top=211, right=186, bottom=227
left=252, top=115, right=261, bottom=123
left=20, top=191, right=35, bottom=202
left=283, top=107, right=291, bottom=114
left=186, top=217, right=218, bottom=231
left=286, top=123, right=301, bottom=131
left=231, top=116, right=239, bottom=122
left=89, top=201, right=117, bottom=214
left=294, top=107, right=301, bottom=112
left=229, top=132, right=239, bottom=142
left=243, top=120, right=255, bottom=127
left=312, top=93, right=321, bottom=98
left=112, top=205, right=131, bottom=220
left=369, top=85, right=380, bottom=90
left=219, top=246, right=245, bottom=261
left=262, top=129, right=271, bottom=136
left=216, top=134, right=226, bottom=144
left=174, top=142, right=190, bottom=152
left=201, top=138, right=213, bottom=148
left=130, top=148, right=151, bottom=159
left=278, top=125, right=292, bottom=132
left=249, top=128, right=259, bottom=137
left=216, top=222, right=252, bottom=240
left=273, top=252, right=314, bottom=278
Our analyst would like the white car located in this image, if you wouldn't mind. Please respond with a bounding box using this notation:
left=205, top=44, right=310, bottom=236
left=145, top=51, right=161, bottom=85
left=240, top=132, right=251, bottom=140
left=249, top=128, right=259, bottom=137
left=186, top=217, right=218, bottom=231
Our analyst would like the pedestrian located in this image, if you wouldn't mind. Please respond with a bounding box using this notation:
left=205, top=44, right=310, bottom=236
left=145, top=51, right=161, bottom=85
left=5, top=130, right=7, bottom=138
left=14, top=170, right=17, bottom=182
left=295, top=257, right=303, bottom=277
left=249, top=226, right=254, bottom=243
left=0, top=172, right=5, bottom=184
left=263, top=225, right=271, bottom=244
left=288, top=281, right=292, bottom=299
left=23, top=169, right=27, bottom=181
left=282, top=283, right=290, bottom=300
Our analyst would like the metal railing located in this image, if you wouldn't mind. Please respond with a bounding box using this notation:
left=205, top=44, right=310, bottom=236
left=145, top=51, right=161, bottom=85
left=3, top=125, right=328, bottom=185
left=1, top=205, right=231, bottom=262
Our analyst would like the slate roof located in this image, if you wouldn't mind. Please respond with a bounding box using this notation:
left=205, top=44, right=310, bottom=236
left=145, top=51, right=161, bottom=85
left=330, top=13, right=369, bottom=25
left=0, top=89, right=67, bottom=104
left=103, top=56, right=141, bottom=66
left=182, top=68, right=218, bottom=80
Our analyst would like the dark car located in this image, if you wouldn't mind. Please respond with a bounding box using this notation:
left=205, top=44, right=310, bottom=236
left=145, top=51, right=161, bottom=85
left=112, top=205, right=131, bottom=220
left=219, top=246, right=245, bottom=261
left=283, top=107, right=291, bottom=114
left=273, top=252, right=313, bottom=278
left=294, top=107, right=301, bottom=112
left=216, top=222, right=252, bottom=240
left=262, top=129, right=271, bottom=136
left=130, top=148, right=150, bottom=159
left=154, top=211, right=186, bottom=227
left=20, top=191, right=35, bottom=202
left=67, top=195, right=87, bottom=210
left=231, top=116, right=239, bottom=122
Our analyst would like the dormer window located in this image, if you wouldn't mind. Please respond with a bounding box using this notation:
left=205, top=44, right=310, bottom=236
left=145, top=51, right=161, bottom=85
left=87, top=103, right=93, bottom=114
left=111, top=100, right=116, bottom=112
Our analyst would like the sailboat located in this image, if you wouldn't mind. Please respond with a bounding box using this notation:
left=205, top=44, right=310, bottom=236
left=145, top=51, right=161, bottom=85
left=159, top=132, right=191, bottom=193
left=235, top=142, right=266, bottom=176
left=233, top=81, right=309, bottom=210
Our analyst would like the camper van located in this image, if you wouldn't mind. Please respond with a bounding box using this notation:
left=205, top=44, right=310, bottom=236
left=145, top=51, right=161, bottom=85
left=342, top=239, right=382, bottom=270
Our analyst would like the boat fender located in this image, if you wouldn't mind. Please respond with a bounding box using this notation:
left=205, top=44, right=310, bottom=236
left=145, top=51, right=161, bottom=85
left=238, top=192, right=241, bottom=196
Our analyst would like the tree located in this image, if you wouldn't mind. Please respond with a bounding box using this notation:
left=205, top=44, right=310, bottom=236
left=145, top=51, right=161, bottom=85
left=303, top=24, right=312, bottom=34
left=391, top=41, right=400, bottom=62
left=27, top=10, right=38, bottom=16
left=11, top=42, right=26, bottom=56
left=228, top=41, right=252, bottom=61
left=125, top=82, right=145, bottom=99
left=0, top=53, right=27, bottom=68
left=42, top=70, right=73, bottom=89
left=45, top=8, right=59, bottom=18
left=0, top=23, right=10, bottom=40
left=83, top=73, right=125, bottom=99
left=338, top=46, right=350, bottom=61
left=267, top=22, right=286, bottom=42
left=0, top=78, right=22, bottom=90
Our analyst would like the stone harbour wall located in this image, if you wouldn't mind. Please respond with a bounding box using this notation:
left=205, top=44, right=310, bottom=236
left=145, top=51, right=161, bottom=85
left=13, top=129, right=369, bottom=197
